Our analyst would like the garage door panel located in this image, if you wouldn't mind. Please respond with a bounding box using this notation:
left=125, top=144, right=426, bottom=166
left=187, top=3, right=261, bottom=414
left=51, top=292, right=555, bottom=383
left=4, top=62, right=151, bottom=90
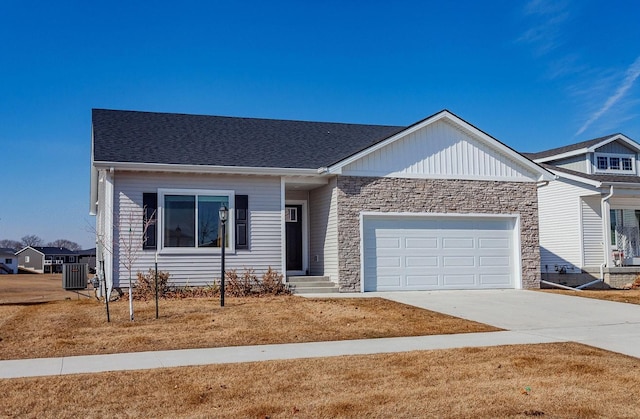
left=406, top=256, right=438, bottom=267
left=363, top=216, right=517, bottom=291
left=479, top=274, right=512, bottom=285
left=443, top=274, right=476, bottom=286
left=479, top=238, right=511, bottom=249
left=479, top=256, right=510, bottom=267
left=405, top=237, right=438, bottom=249
left=443, top=256, right=475, bottom=267
left=406, top=275, right=439, bottom=286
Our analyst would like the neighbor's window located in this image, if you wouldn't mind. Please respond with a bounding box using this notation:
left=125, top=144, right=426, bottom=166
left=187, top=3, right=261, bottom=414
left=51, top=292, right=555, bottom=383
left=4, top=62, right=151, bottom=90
left=595, top=153, right=635, bottom=173
left=5, top=258, right=11, bottom=264
left=160, top=189, right=233, bottom=250
left=597, top=156, right=608, bottom=170
left=25, top=256, right=30, bottom=263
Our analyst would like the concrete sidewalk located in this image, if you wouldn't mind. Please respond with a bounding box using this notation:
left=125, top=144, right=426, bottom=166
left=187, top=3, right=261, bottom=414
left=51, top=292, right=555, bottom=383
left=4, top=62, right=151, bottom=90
left=0, top=330, right=564, bottom=379
left=2, top=289, right=639, bottom=379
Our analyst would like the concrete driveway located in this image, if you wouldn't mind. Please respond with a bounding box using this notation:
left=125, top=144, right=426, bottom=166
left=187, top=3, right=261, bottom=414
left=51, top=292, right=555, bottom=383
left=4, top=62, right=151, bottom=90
left=374, top=289, right=640, bottom=358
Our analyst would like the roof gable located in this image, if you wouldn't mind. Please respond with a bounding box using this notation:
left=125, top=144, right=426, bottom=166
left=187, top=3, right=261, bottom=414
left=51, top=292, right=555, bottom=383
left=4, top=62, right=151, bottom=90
left=329, top=110, right=552, bottom=182
left=529, top=134, right=640, bottom=162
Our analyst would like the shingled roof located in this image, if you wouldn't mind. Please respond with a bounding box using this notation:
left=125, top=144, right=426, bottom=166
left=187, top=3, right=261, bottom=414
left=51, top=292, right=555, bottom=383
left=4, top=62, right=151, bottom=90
left=542, top=163, right=640, bottom=184
left=92, top=109, right=405, bottom=169
left=525, top=134, right=620, bottom=160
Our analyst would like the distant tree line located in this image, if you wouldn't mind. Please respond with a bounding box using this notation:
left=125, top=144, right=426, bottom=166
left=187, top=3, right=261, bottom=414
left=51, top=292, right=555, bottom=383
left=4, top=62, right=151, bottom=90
left=0, top=236, right=81, bottom=252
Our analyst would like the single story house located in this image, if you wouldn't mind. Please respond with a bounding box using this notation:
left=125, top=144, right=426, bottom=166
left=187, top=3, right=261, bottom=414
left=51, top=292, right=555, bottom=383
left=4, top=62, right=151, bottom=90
left=0, top=248, right=18, bottom=274
left=16, top=246, right=77, bottom=274
left=526, top=134, right=640, bottom=288
left=90, top=108, right=553, bottom=294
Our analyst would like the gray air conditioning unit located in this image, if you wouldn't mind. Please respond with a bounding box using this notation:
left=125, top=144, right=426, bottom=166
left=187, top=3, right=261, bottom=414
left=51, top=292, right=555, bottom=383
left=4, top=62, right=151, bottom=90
left=63, top=263, right=88, bottom=290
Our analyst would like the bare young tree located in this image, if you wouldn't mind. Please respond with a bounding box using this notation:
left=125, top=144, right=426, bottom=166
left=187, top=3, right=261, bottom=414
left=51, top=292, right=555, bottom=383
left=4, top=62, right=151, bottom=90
left=0, top=239, right=22, bottom=251
left=20, top=235, right=43, bottom=247
left=47, top=239, right=81, bottom=251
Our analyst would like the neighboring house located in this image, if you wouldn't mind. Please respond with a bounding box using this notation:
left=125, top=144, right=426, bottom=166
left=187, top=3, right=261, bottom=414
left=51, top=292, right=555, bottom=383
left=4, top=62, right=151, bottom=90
left=16, top=246, right=77, bottom=274
left=526, top=134, right=640, bottom=288
left=76, top=248, right=97, bottom=273
left=0, top=248, right=18, bottom=274
left=90, top=108, right=553, bottom=293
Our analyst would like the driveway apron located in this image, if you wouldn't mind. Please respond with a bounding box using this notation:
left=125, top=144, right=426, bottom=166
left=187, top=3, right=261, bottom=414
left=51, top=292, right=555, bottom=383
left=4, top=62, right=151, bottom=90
left=375, top=289, right=640, bottom=359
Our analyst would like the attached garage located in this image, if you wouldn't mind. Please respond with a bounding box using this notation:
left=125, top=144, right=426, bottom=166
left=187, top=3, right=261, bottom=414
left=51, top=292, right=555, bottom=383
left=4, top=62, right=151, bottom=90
left=362, top=214, right=520, bottom=291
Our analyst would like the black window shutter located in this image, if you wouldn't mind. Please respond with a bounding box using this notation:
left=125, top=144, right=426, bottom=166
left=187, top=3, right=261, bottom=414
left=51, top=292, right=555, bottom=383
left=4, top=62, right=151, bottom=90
left=235, top=195, right=248, bottom=249
left=143, top=193, right=157, bottom=250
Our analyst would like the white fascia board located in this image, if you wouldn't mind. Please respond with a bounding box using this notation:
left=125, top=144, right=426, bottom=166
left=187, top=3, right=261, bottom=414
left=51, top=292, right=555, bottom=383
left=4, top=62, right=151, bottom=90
left=551, top=169, right=602, bottom=187
left=15, top=246, right=44, bottom=256
left=587, top=134, right=640, bottom=153
left=93, top=161, right=320, bottom=177
left=327, top=110, right=554, bottom=182
left=534, top=148, right=590, bottom=163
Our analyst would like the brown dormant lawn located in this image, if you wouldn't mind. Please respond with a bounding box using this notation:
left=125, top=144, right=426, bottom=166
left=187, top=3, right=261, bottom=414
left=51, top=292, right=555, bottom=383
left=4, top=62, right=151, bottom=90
left=0, top=295, right=499, bottom=360
left=2, top=342, right=640, bottom=418
left=542, top=288, right=640, bottom=305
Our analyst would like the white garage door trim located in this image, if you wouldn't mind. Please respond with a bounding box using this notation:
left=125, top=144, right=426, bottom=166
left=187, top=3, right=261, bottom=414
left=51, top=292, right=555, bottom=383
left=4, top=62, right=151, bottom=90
left=359, top=212, right=522, bottom=292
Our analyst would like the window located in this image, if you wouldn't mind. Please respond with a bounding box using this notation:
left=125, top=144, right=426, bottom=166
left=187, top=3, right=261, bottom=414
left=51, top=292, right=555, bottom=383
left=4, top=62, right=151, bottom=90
left=595, top=153, right=635, bottom=173
left=5, top=258, right=11, bottom=264
left=25, top=256, right=30, bottom=263
left=611, top=209, right=617, bottom=246
left=597, top=156, right=608, bottom=170
left=285, top=207, right=298, bottom=222
left=609, top=157, right=620, bottom=170
left=143, top=193, right=157, bottom=250
left=159, top=189, right=233, bottom=251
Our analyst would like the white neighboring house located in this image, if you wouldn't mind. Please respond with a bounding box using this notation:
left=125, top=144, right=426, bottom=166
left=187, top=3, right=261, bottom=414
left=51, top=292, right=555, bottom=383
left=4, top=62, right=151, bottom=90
left=526, top=133, right=640, bottom=288
left=0, top=248, right=18, bottom=274
left=90, top=108, right=553, bottom=295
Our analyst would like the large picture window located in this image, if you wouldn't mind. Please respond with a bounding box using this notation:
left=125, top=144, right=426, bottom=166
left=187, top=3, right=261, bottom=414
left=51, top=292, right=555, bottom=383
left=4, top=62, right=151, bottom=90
left=159, top=189, right=233, bottom=251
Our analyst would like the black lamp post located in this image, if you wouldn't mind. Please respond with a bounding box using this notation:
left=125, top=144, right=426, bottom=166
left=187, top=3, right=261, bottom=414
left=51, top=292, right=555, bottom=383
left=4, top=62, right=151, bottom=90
left=219, top=204, right=228, bottom=307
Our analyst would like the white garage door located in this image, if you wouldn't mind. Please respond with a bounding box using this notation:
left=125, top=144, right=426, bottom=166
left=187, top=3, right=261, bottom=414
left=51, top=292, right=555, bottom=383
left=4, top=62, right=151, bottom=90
left=363, top=216, right=518, bottom=291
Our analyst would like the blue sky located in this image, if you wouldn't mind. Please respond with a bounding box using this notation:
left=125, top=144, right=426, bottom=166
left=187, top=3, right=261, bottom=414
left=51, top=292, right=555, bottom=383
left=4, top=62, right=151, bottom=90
left=1, top=0, right=639, bottom=249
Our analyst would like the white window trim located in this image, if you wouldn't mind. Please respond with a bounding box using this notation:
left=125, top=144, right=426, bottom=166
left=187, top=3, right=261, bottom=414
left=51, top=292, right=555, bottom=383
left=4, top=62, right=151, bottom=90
left=594, top=152, right=636, bottom=174
left=158, top=188, right=235, bottom=254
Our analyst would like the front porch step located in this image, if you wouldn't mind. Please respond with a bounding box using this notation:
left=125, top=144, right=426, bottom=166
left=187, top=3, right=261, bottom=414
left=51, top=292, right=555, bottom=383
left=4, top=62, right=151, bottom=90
left=287, top=276, right=339, bottom=294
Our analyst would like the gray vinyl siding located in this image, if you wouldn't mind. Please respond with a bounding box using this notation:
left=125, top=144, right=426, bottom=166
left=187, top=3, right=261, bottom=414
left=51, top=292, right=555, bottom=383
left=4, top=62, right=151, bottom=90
left=552, top=155, right=588, bottom=173
left=17, top=248, right=44, bottom=273
left=538, top=178, right=599, bottom=271
left=596, top=141, right=636, bottom=154
left=581, top=196, right=603, bottom=266
left=308, top=177, right=339, bottom=282
left=113, top=172, right=282, bottom=287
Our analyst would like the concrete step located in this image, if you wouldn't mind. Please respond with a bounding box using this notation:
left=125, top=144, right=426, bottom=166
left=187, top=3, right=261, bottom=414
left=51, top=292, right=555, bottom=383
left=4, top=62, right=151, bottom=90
left=287, top=276, right=339, bottom=294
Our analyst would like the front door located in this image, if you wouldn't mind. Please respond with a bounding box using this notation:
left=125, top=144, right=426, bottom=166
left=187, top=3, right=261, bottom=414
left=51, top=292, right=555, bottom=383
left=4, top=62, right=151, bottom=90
left=285, top=205, right=303, bottom=272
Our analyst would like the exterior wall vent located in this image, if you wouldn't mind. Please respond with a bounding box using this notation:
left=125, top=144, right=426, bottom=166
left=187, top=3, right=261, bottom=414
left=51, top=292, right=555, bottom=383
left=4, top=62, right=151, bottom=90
left=63, top=263, right=88, bottom=290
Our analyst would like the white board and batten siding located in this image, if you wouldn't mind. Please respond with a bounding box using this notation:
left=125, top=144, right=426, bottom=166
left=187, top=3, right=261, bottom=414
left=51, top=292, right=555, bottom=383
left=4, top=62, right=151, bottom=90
left=341, top=120, right=539, bottom=182
left=362, top=214, right=520, bottom=291
left=113, top=172, right=282, bottom=287
left=538, top=177, right=599, bottom=271
left=581, top=196, right=603, bottom=267
left=308, top=178, right=339, bottom=281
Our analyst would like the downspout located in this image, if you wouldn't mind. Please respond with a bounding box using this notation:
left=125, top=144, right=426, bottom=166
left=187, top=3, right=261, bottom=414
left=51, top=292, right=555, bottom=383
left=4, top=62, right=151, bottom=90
left=600, top=185, right=614, bottom=280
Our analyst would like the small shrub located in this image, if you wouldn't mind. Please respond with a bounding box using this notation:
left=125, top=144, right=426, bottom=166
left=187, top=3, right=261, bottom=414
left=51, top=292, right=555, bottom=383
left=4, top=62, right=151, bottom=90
left=259, top=266, right=289, bottom=295
left=225, top=268, right=258, bottom=297
left=133, top=269, right=170, bottom=301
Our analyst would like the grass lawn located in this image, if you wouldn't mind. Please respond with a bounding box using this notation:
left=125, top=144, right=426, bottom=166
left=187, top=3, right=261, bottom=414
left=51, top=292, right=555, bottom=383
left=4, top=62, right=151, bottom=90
left=0, top=295, right=499, bottom=360
left=541, top=288, right=640, bottom=305
left=4, top=277, right=640, bottom=417
left=2, top=342, right=640, bottom=417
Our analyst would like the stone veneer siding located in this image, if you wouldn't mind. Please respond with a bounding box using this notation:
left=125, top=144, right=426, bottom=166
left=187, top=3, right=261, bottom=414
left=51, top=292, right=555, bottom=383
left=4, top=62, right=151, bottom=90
left=336, top=176, right=541, bottom=291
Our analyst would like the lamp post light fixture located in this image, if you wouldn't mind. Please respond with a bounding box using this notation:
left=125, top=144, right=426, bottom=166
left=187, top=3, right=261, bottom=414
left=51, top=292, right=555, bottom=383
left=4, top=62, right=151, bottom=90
left=219, top=204, right=228, bottom=307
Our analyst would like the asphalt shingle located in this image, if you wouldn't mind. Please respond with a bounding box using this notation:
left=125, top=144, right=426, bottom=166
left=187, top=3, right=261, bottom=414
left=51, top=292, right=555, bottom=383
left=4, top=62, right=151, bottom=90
left=92, top=109, right=405, bottom=169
